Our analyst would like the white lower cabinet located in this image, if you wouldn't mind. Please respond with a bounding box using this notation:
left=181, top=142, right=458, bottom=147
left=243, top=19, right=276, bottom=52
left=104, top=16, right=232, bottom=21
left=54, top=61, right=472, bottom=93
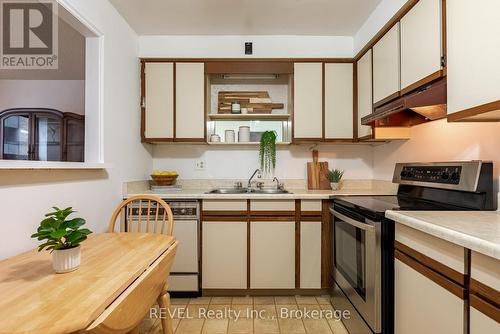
left=202, top=221, right=247, bottom=289
left=395, top=258, right=464, bottom=334
left=250, top=221, right=295, bottom=289
left=300, top=221, right=321, bottom=288
left=470, top=307, right=500, bottom=334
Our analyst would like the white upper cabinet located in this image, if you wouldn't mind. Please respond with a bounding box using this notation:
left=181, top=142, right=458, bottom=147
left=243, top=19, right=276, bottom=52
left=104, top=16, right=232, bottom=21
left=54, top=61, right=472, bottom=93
left=324, top=63, right=353, bottom=139
left=175, top=62, right=205, bottom=140
left=447, top=0, right=500, bottom=120
left=293, top=63, right=323, bottom=139
left=373, top=23, right=401, bottom=104
left=357, top=50, right=373, bottom=138
left=400, top=0, right=442, bottom=92
left=144, top=62, right=174, bottom=139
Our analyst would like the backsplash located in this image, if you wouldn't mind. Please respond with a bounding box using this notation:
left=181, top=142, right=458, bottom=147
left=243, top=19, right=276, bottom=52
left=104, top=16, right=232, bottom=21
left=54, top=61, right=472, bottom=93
left=152, top=144, right=374, bottom=180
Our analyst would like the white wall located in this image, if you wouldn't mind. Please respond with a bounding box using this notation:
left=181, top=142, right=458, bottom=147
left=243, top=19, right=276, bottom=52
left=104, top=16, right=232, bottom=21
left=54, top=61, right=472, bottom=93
left=0, top=80, right=85, bottom=114
left=0, top=0, right=152, bottom=259
left=153, top=144, right=374, bottom=180
left=140, top=35, right=354, bottom=58
left=373, top=119, right=500, bottom=194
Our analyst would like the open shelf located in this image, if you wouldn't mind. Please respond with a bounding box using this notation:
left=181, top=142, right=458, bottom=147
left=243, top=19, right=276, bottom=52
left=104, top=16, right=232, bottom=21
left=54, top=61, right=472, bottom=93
left=208, top=113, right=291, bottom=121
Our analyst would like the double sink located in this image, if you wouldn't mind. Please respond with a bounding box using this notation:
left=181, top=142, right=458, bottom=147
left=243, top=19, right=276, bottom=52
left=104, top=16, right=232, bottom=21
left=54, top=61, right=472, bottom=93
left=206, top=187, right=290, bottom=194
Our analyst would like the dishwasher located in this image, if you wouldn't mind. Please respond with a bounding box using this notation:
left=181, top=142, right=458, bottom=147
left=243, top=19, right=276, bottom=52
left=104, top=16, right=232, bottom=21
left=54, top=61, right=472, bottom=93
left=126, top=200, right=200, bottom=297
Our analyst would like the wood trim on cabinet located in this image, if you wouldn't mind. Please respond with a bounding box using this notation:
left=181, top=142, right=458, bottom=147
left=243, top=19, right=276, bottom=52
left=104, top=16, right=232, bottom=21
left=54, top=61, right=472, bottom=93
left=247, top=200, right=251, bottom=290
left=173, top=138, right=206, bottom=143
left=322, top=62, right=326, bottom=140
left=395, top=240, right=465, bottom=286
left=469, top=293, right=500, bottom=324
left=354, top=0, right=420, bottom=61
left=470, top=278, right=500, bottom=309
left=141, top=57, right=352, bottom=63
left=321, top=200, right=333, bottom=288
left=250, top=216, right=296, bottom=222
left=201, top=216, right=248, bottom=222
left=173, top=63, right=177, bottom=139
left=250, top=211, right=296, bottom=217
left=205, top=61, right=293, bottom=74
left=300, top=211, right=322, bottom=217
left=292, top=138, right=324, bottom=144
left=400, top=70, right=444, bottom=96
left=395, top=249, right=466, bottom=299
left=447, top=100, right=500, bottom=122
left=140, top=61, right=146, bottom=142
left=202, top=210, right=248, bottom=217
left=295, top=200, right=301, bottom=289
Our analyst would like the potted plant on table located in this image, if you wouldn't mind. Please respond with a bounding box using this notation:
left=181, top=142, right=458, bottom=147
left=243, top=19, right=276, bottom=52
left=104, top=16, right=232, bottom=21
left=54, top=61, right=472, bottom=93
left=328, top=169, right=345, bottom=190
left=31, top=207, right=92, bottom=273
left=259, top=130, right=277, bottom=174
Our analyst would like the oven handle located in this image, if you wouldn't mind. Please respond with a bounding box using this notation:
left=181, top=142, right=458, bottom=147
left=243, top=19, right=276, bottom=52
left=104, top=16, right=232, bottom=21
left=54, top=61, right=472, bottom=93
left=330, top=208, right=376, bottom=233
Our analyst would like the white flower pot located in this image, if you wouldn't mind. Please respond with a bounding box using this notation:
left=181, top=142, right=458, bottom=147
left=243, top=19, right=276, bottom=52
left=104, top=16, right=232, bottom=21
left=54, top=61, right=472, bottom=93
left=52, top=245, right=81, bottom=273
left=330, top=182, right=341, bottom=191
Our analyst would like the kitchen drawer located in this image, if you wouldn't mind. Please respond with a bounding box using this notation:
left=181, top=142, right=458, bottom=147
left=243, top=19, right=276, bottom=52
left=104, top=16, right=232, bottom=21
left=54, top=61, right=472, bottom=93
left=250, top=199, right=295, bottom=211
left=395, top=223, right=465, bottom=274
left=168, top=274, right=199, bottom=292
left=202, top=199, right=247, bottom=211
left=471, top=251, right=500, bottom=292
left=301, top=200, right=322, bottom=212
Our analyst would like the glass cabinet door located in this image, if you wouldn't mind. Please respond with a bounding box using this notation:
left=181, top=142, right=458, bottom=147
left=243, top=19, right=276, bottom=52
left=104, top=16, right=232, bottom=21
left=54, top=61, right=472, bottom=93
left=34, top=114, right=62, bottom=161
left=2, top=114, right=30, bottom=160
left=64, top=117, right=84, bottom=162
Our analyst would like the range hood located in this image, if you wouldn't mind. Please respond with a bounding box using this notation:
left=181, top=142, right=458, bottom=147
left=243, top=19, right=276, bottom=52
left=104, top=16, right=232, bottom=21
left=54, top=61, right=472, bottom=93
left=362, top=78, right=447, bottom=127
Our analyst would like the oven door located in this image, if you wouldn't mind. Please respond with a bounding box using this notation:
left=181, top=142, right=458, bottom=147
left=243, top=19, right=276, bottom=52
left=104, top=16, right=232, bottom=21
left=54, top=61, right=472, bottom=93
left=331, top=205, right=381, bottom=333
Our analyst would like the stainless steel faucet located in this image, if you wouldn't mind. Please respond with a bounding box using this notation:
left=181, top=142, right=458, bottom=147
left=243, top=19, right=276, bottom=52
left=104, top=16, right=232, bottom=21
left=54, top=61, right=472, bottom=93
left=272, top=177, right=284, bottom=189
left=247, top=169, right=261, bottom=188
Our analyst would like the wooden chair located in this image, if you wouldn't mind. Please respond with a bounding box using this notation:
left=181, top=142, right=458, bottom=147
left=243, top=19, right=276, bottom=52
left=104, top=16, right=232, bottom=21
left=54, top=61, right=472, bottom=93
left=108, top=195, right=174, bottom=236
left=103, top=195, right=176, bottom=334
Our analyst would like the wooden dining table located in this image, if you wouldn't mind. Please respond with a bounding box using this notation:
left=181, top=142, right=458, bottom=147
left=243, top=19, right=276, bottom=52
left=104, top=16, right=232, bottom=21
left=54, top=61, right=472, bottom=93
left=0, top=233, right=176, bottom=334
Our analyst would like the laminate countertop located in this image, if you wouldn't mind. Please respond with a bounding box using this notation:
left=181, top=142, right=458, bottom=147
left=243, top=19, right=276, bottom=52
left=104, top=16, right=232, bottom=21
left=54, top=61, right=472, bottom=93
left=125, top=188, right=397, bottom=200
left=124, top=179, right=398, bottom=200
left=386, top=210, right=500, bottom=260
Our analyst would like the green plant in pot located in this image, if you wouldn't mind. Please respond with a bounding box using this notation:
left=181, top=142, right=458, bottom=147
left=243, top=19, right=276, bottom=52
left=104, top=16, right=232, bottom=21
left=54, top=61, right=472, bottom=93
left=259, top=131, right=277, bottom=175
left=328, top=169, right=344, bottom=191
left=31, top=207, right=92, bottom=273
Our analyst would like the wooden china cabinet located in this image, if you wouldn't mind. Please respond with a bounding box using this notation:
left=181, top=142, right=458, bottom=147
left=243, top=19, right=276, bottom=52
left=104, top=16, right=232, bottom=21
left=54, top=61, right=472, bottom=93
left=0, top=108, right=84, bottom=162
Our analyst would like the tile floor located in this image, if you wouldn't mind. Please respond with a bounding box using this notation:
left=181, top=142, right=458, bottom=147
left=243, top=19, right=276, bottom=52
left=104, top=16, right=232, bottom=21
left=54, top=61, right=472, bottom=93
left=140, top=295, right=349, bottom=334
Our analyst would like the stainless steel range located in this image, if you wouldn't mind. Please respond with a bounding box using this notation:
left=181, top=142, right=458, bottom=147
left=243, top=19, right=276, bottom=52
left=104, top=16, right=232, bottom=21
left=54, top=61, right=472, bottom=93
left=330, top=161, right=495, bottom=334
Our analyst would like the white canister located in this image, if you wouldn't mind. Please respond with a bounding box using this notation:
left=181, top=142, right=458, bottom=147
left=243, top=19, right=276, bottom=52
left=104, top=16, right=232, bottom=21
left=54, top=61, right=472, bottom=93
left=210, top=134, right=221, bottom=142
left=238, top=126, right=250, bottom=142
left=231, top=101, right=241, bottom=114
left=241, top=107, right=248, bottom=114
left=225, top=130, right=235, bottom=143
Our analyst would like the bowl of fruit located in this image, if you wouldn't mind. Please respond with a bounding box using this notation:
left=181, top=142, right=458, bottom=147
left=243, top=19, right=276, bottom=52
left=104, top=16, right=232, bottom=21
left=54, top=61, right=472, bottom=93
left=151, top=170, right=179, bottom=186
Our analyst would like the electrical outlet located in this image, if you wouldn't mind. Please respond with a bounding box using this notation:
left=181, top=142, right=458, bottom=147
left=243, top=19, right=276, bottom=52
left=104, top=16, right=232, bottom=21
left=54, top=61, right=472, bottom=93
left=195, top=160, right=205, bottom=170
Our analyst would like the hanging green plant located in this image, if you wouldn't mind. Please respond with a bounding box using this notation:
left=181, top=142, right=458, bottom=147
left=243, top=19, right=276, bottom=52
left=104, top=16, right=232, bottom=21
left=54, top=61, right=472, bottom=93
left=259, top=130, right=277, bottom=174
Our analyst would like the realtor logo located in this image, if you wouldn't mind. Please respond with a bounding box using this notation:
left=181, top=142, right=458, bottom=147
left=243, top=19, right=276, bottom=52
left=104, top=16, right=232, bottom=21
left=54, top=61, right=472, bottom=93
left=1, top=0, right=58, bottom=69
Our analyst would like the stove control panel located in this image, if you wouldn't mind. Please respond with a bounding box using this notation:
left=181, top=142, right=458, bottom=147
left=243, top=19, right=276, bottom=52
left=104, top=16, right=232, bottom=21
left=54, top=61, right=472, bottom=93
left=400, top=166, right=462, bottom=184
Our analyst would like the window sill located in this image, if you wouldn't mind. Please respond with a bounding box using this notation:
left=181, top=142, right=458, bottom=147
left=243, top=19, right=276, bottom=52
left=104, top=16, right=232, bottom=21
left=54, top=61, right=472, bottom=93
left=0, top=161, right=111, bottom=170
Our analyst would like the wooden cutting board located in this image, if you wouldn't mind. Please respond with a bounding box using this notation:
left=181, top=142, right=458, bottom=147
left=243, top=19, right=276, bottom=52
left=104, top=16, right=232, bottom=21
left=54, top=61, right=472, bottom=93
left=218, top=91, right=285, bottom=114
left=307, top=150, right=331, bottom=190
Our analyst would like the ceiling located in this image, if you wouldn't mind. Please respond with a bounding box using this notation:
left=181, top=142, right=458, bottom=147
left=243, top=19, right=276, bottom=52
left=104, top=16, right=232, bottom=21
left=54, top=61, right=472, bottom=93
left=109, top=0, right=382, bottom=36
